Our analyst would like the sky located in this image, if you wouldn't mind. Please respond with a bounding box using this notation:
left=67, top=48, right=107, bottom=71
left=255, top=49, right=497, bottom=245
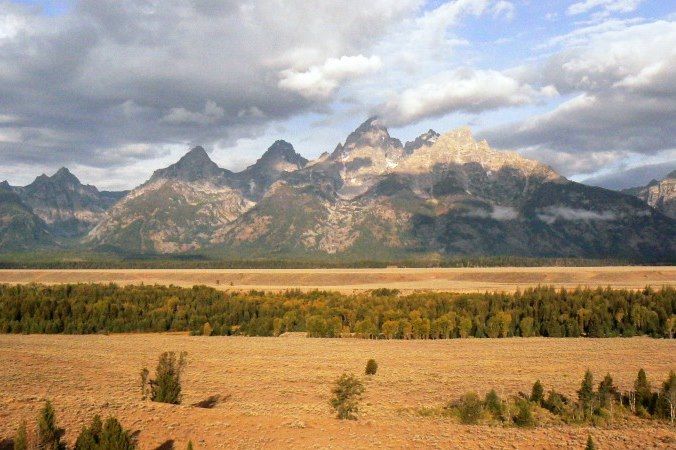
left=0, top=0, right=674, bottom=190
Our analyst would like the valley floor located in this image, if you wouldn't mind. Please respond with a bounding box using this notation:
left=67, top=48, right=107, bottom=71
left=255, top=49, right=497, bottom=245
left=0, top=266, right=674, bottom=293
left=0, top=334, right=674, bottom=449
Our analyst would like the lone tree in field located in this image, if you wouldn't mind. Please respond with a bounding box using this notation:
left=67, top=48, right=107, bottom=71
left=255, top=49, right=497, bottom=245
left=585, top=435, right=596, bottom=450
left=365, top=359, right=378, bottom=375
left=37, top=400, right=64, bottom=450
left=141, top=351, right=188, bottom=404
left=330, top=373, right=365, bottom=420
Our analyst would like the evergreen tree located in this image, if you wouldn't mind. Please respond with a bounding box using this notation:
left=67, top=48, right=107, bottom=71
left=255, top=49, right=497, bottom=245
left=484, top=389, right=503, bottom=420
left=598, top=373, right=618, bottom=408
left=37, top=401, right=63, bottom=450
left=330, top=373, right=365, bottom=420
left=530, top=380, right=544, bottom=405
left=99, top=417, right=135, bottom=450
left=14, top=420, right=28, bottom=450
left=577, top=370, right=595, bottom=418
left=585, top=435, right=596, bottom=450
left=146, top=351, right=187, bottom=404
left=634, top=368, right=652, bottom=409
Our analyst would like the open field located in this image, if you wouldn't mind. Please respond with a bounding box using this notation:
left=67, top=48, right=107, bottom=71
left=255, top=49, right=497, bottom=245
left=0, top=266, right=674, bottom=293
left=0, top=334, right=674, bottom=449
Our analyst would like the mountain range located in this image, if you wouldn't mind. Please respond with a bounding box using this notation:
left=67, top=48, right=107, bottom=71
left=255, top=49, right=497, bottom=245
left=1, top=118, right=674, bottom=261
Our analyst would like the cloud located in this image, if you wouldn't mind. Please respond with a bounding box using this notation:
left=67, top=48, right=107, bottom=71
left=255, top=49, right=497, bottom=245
left=484, top=19, right=676, bottom=175
left=278, top=55, right=382, bottom=101
left=537, top=207, right=618, bottom=224
left=581, top=160, right=676, bottom=190
left=162, top=100, right=225, bottom=125
left=380, top=68, right=548, bottom=126
left=0, top=0, right=421, bottom=171
left=567, top=0, right=644, bottom=17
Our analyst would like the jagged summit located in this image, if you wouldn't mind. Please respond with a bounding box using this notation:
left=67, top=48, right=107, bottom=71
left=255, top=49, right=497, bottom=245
left=404, top=129, right=440, bottom=154
left=258, top=140, right=308, bottom=166
left=151, top=146, right=225, bottom=182
left=341, top=117, right=403, bottom=152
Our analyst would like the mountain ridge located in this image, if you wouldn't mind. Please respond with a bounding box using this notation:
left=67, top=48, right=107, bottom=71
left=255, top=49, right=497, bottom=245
left=1, top=118, right=673, bottom=261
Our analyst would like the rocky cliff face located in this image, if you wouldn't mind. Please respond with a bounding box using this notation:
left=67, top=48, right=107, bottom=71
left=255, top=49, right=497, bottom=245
left=622, top=171, right=676, bottom=219
left=2, top=118, right=673, bottom=261
left=213, top=119, right=674, bottom=261
left=0, top=181, right=54, bottom=250
left=85, top=142, right=308, bottom=254
left=12, top=168, right=126, bottom=237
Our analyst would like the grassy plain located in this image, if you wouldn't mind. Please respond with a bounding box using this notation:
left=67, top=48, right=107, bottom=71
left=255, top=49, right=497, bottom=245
left=0, top=266, right=674, bottom=292
left=0, top=334, right=674, bottom=449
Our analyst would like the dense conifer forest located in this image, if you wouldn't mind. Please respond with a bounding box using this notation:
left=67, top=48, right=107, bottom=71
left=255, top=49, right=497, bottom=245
left=0, top=284, right=673, bottom=338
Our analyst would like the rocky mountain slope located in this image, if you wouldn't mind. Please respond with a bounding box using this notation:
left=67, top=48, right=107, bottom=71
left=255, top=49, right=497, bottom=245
left=1, top=118, right=674, bottom=261
left=11, top=168, right=126, bottom=237
left=214, top=119, right=673, bottom=261
left=622, top=170, right=675, bottom=219
left=0, top=181, right=54, bottom=250
left=85, top=143, right=307, bottom=253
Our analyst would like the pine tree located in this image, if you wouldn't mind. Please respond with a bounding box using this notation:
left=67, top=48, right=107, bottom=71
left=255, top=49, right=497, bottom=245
left=330, top=373, right=365, bottom=420
left=99, top=417, right=135, bottom=450
left=14, top=420, right=28, bottom=450
left=530, top=380, right=544, bottom=405
left=585, top=435, right=596, bottom=450
left=634, top=368, right=652, bottom=409
left=598, top=373, right=617, bottom=408
left=577, top=369, right=595, bottom=418
left=148, top=351, right=187, bottom=404
left=37, top=401, right=63, bottom=450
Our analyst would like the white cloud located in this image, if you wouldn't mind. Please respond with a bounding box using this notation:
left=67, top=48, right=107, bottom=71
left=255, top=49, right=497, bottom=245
left=567, top=0, right=644, bottom=17
left=278, top=55, right=382, bottom=101
left=537, top=207, right=618, bottom=224
left=485, top=19, right=676, bottom=176
left=380, top=68, right=542, bottom=126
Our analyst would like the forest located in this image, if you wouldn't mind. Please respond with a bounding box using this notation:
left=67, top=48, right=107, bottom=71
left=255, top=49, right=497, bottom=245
left=0, top=284, right=673, bottom=339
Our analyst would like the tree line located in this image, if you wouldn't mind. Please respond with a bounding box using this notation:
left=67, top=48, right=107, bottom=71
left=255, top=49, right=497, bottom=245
left=0, top=284, right=673, bottom=339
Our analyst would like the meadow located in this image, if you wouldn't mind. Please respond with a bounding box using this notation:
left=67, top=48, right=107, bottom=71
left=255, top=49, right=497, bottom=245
left=0, top=334, right=674, bottom=449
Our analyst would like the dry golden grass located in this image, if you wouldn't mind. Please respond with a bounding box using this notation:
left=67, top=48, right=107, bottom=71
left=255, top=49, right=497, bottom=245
left=0, top=334, right=674, bottom=449
left=0, top=266, right=674, bottom=293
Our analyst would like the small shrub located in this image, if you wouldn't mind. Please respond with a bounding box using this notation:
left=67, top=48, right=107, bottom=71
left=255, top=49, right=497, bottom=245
left=543, top=390, right=569, bottom=416
left=513, top=399, right=536, bottom=428
left=457, top=392, right=483, bottom=424
left=585, top=435, right=596, bottom=450
left=330, top=373, right=365, bottom=420
left=202, top=322, right=213, bottom=336
left=75, top=415, right=135, bottom=450
left=530, top=380, right=544, bottom=405
left=141, top=351, right=188, bottom=404
left=187, top=441, right=194, bottom=450
left=365, top=359, right=378, bottom=375
left=14, top=420, right=28, bottom=450
left=37, top=400, right=64, bottom=450
left=484, top=389, right=503, bottom=420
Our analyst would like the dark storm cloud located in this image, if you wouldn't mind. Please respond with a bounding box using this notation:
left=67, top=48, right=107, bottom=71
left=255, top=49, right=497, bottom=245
left=0, top=0, right=419, bottom=168
left=582, top=161, right=676, bottom=191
